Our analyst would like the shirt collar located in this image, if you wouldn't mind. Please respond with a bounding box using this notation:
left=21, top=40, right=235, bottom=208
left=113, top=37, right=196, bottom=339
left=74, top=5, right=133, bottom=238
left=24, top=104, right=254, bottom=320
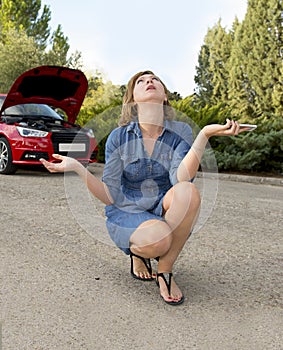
left=126, top=119, right=173, bottom=136
left=126, top=121, right=140, bottom=136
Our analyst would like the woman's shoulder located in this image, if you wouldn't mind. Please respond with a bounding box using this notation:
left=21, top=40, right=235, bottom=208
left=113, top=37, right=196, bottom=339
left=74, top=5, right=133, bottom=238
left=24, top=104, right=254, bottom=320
left=108, top=125, right=127, bottom=138
left=106, top=125, right=130, bottom=147
left=166, top=120, right=193, bottom=137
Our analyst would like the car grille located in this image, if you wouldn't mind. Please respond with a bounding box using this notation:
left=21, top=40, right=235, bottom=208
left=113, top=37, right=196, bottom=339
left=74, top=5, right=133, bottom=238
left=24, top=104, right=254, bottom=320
left=51, top=132, right=90, bottom=158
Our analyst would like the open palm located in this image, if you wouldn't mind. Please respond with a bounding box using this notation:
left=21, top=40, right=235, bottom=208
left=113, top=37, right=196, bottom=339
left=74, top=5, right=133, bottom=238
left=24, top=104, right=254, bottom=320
left=40, top=154, right=80, bottom=173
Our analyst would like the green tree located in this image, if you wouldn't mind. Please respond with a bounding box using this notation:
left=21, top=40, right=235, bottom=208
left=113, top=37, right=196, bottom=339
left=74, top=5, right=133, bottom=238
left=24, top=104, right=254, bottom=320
left=0, top=28, right=43, bottom=92
left=0, top=0, right=83, bottom=88
left=227, top=19, right=254, bottom=118
left=272, top=61, right=283, bottom=115
left=77, top=74, right=123, bottom=140
left=0, top=0, right=51, bottom=49
left=228, top=0, right=283, bottom=119
left=44, top=24, right=70, bottom=66
left=194, top=20, right=234, bottom=106
left=167, top=90, right=182, bottom=101
left=209, top=21, right=233, bottom=105
left=194, top=44, right=214, bottom=106
left=268, top=0, right=283, bottom=116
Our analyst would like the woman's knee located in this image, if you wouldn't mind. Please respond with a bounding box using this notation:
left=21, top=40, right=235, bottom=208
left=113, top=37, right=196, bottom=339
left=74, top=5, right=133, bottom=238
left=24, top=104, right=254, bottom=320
left=131, top=220, right=173, bottom=257
left=149, top=227, right=172, bottom=256
left=172, top=182, right=201, bottom=211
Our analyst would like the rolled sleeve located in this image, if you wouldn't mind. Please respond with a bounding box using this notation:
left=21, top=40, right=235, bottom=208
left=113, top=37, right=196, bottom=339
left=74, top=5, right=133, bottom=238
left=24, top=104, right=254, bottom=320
left=102, top=129, right=124, bottom=203
left=167, top=122, right=193, bottom=185
left=169, top=140, right=192, bottom=185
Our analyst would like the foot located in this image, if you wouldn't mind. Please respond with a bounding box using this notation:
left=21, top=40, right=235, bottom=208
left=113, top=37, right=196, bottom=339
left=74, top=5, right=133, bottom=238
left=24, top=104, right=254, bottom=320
left=157, top=273, right=184, bottom=304
left=130, top=252, right=156, bottom=281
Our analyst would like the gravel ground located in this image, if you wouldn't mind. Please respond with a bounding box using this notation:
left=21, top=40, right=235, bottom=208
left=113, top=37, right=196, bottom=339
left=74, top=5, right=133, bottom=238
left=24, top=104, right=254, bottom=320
left=0, top=164, right=282, bottom=350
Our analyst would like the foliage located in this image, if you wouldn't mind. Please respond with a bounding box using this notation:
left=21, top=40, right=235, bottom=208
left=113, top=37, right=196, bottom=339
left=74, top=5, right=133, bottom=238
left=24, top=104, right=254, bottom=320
left=215, top=129, right=283, bottom=174
left=171, top=96, right=230, bottom=137
left=227, top=0, right=283, bottom=118
left=0, top=0, right=82, bottom=90
left=194, top=44, right=213, bottom=106
left=191, top=0, right=283, bottom=174
left=76, top=73, right=123, bottom=163
left=194, top=0, right=283, bottom=120
left=77, top=73, right=123, bottom=134
left=203, top=111, right=283, bottom=174
left=0, top=28, right=43, bottom=91
left=44, top=24, right=69, bottom=66
left=194, top=20, right=234, bottom=107
left=0, top=0, right=281, bottom=174
left=172, top=96, right=283, bottom=175
left=0, top=0, right=51, bottom=49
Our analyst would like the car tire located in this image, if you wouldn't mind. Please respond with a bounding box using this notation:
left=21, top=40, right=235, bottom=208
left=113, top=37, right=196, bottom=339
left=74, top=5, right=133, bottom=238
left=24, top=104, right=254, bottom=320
left=0, top=137, right=17, bottom=175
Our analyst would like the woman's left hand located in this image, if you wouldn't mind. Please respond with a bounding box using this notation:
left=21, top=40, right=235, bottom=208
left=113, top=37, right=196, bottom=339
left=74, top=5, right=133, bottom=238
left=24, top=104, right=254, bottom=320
left=202, top=119, right=245, bottom=138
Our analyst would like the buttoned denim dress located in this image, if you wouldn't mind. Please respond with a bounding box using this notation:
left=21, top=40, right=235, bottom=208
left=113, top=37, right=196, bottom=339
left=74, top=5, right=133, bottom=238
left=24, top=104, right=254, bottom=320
left=102, top=120, right=193, bottom=254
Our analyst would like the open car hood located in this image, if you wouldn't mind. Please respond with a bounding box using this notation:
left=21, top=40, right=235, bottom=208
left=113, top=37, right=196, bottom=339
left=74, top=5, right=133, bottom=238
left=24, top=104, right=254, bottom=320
left=0, top=65, right=88, bottom=123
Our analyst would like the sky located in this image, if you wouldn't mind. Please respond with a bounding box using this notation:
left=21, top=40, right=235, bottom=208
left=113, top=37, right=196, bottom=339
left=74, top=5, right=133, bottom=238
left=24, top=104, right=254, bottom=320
left=43, top=0, right=248, bottom=97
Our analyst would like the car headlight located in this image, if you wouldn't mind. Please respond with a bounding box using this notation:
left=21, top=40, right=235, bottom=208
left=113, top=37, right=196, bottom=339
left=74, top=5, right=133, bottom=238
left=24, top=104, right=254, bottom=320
left=86, top=129, right=95, bottom=138
left=16, top=126, right=49, bottom=138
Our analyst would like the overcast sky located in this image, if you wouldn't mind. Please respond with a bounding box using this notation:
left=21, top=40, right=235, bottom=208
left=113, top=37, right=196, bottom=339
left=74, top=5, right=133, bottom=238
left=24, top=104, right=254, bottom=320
left=44, top=0, right=247, bottom=97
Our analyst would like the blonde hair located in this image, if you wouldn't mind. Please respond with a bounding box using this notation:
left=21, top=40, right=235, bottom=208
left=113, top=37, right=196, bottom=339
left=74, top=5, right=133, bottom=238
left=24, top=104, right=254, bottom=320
left=119, top=70, right=175, bottom=126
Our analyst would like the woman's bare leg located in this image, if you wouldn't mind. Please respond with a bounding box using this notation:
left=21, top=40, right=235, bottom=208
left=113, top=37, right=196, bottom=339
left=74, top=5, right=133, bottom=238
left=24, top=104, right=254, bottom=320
left=157, top=182, right=201, bottom=302
left=130, top=219, right=173, bottom=279
left=130, top=182, right=200, bottom=300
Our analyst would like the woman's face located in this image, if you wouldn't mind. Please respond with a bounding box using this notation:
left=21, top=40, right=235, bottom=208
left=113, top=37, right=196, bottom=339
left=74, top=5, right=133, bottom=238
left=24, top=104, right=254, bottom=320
left=133, top=74, right=167, bottom=104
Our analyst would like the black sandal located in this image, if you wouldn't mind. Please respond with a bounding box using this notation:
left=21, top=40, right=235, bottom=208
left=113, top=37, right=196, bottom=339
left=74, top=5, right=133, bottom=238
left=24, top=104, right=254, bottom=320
left=130, top=252, right=154, bottom=281
left=156, top=272, right=185, bottom=305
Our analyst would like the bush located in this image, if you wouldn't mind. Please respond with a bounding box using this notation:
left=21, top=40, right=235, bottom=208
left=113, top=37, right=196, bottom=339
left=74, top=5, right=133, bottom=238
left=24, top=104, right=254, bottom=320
left=213, top=121, right=283, bottom=174
left=173, top=98, right=283, bottom=175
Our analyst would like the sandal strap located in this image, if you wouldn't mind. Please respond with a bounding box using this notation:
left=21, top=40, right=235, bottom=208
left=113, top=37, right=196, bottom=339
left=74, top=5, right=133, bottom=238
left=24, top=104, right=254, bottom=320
left=156, top=272, right=173, bottom=294
left=130, top=252, right=152, bottom=275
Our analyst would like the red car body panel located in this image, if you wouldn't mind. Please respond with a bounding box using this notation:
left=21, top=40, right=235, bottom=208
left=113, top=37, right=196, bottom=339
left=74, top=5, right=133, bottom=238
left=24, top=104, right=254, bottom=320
left=0, top=65, right=88, bottom=124
left=0, top=66, right=98, bottom=174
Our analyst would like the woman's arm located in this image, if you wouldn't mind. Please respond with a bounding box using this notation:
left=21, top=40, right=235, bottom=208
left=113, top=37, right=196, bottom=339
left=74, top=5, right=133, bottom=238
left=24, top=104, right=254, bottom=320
left=40, top=154, right=113, bottom=205
left=177, top=119, right=242, bottom=182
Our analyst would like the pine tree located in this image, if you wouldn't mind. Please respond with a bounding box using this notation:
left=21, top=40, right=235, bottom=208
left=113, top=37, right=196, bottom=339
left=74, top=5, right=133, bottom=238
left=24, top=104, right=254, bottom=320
left=194, top=43, right=214, bottom=106
left=228, top=18, right=255, bottom=118
left=0, top=0, right=51, bottom=49
left=44, top=24, right=70, bottom=66
left=270, top=0, right=283, bottom=116
left=228, top=0, right=283, bottom=118
left=195, top=20, right=234, bottom=106
left=210, top=21, right=233, bottom=105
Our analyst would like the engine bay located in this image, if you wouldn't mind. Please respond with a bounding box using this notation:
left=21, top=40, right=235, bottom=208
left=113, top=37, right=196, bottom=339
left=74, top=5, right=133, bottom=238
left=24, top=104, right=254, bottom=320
left=1, top=115, right=81, bottom=132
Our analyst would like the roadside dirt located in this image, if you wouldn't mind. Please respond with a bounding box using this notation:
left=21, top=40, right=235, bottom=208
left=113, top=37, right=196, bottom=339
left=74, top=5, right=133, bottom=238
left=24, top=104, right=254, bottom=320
left=0, top=166, right=282, bottom=349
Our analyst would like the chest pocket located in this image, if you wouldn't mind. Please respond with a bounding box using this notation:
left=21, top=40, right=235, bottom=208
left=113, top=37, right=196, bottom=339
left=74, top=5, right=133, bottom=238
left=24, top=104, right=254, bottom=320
left=156, top=151, right=172, bottom=171
left=121, top=154, right=142, bottom=182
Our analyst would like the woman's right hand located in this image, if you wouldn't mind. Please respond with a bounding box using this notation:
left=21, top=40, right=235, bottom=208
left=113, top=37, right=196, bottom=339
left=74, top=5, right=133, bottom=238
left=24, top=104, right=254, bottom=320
left=202, top=119, right=241, bottom=138
left=40, top=154, right=81, bottom=173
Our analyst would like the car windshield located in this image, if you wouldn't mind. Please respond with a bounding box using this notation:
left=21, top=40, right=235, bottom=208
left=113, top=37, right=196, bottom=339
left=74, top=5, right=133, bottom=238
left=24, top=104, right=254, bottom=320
left=2, top=103, right=63, bottom=120
left=0, top=97, right=63, bottom=120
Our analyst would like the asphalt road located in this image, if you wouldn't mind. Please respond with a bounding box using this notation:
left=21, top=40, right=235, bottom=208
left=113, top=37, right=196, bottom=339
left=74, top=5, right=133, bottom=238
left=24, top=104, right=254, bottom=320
left=0, top=165, right=282, bottom=350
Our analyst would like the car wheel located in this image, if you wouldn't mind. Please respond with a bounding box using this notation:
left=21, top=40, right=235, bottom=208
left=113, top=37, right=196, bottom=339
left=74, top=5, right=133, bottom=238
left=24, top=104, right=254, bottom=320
left=0, top=138, right=17, bottom=174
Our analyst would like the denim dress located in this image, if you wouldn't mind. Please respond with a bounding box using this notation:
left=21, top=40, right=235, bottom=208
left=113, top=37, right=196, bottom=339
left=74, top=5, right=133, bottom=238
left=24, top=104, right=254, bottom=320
left=102, top=120, right=193, bottom=254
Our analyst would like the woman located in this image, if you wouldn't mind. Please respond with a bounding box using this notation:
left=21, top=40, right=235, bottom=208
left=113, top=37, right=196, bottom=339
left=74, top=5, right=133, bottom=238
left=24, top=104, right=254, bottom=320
left=40, top=70, right=244, bottom=305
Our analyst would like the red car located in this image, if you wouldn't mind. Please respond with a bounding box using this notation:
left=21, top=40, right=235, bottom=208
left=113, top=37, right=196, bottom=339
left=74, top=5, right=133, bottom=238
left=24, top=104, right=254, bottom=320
left=0, top=65, right=98, bottom=174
